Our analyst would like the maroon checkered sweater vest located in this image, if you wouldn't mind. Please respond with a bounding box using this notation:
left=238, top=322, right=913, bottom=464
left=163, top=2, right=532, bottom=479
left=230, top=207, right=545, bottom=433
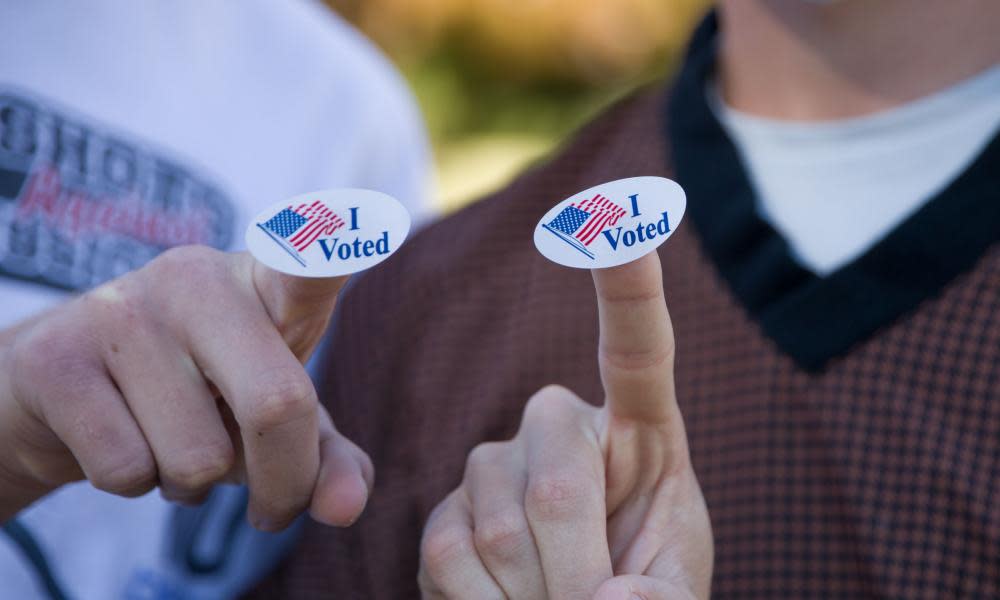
left=248, top=19, right=1000, bottom=599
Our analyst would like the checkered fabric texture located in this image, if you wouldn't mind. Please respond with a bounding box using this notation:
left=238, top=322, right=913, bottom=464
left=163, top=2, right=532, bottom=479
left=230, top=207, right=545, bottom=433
left=246, top=87, right=1000, bottom=598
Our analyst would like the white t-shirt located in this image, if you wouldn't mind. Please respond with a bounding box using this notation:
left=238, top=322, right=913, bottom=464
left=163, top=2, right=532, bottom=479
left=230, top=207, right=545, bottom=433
left=710, top=63, right=1000, bottom=275
left=0, top=1, right=433, bottom=598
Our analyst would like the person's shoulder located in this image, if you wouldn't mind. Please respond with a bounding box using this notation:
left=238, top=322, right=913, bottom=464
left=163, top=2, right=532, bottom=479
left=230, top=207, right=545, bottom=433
left=242, top=0, right=412, bottom=107
left=234, top=0, right=433, bottom=215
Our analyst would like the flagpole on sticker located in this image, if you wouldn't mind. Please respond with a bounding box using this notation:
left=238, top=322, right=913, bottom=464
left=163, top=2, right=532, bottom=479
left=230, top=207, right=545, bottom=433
left=256, top=222, right=307, bottom=267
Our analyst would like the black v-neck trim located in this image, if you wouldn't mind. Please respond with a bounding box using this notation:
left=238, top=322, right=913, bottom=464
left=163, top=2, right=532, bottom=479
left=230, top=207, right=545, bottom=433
left=666, top=13, right=1000, bottom=371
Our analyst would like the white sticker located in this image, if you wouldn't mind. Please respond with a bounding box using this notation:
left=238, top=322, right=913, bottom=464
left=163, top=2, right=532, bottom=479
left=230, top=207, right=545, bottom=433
left=245, top=188, right=410, bottom=277
left=533, top=176, right=686, bottom=269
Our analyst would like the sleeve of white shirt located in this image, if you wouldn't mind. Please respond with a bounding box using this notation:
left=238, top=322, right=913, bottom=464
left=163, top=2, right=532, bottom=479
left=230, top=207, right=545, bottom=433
left=356, top=74, right=437, bottom=229
left=291, top=0, right=437, bottom=228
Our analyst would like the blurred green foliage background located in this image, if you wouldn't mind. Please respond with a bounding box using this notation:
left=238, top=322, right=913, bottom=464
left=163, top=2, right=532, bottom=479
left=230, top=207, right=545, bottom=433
left=326, top=0, right=710, bottom=211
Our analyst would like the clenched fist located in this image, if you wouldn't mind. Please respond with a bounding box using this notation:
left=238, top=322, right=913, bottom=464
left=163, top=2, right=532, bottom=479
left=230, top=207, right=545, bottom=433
left=419, top=252, right=713, bottom=599
left=0, top=245, right=372, bottom=531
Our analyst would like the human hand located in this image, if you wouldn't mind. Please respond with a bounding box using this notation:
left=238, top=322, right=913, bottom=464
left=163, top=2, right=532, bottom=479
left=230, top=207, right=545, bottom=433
left=418, top=252, right=712, bottom=599
left=0, top=245, right=372, bottom=530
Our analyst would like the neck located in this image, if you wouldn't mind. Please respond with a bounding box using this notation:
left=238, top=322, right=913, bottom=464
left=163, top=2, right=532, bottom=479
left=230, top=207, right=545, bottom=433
left=716, top=0, right=1000, bottom=121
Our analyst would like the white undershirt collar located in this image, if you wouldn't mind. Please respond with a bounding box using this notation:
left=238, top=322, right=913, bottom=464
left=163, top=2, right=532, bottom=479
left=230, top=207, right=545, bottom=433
left=709, top=63, right=1000, bottom=275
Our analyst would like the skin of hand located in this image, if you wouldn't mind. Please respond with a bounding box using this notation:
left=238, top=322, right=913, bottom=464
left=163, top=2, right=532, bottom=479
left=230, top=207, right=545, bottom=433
left=0, top=245, right=372, bottom=531
left=418, top=252, right=713, bottom=600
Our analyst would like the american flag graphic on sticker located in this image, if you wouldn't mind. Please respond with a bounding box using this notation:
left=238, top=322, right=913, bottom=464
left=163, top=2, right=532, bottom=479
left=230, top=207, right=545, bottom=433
left=246, top=188, right=411, bottom=278
left=542, top=194, right=627, bottom=259
left=257, top=200, right=345, bottom=266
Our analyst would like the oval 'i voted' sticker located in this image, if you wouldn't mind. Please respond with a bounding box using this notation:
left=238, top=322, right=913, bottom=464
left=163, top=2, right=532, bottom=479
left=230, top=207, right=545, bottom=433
left=533, top=176, right=686, bottom=269
left=246, top=188, right=410, bottom=277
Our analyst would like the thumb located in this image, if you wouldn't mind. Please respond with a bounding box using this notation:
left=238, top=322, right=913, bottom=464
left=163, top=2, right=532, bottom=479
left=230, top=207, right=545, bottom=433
left=252, top=255, right=349, bottom=314
left=248, top=254, right=349, bottom=355
left=309, top=407, right=374, bottom=527
left=592, top=574, right=698, bottom=600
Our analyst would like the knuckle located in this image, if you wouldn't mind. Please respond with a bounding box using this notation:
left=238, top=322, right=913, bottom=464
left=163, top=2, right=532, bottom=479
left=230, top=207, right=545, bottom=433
left=474, top=507, right=532, bottom=560
left=598, top=342, right=675, bottom=373
left=534, top=383, right=574, bottom=402
left=160, top=442, right=234, bottom=491
left=91, top=453, right=157, bottom=496
left=524, top=384, right=581, bottom=419
left=10, top=327, right=74, bottom=391
left=520, top=385, right=593, bottom=437
left=83, top=275, right=147, bottom=328
left=246, top=367, right=316, bottom=431
left=421, top=522, right=473, bottom=574
left=525, top=470, right=599, bottom=522
left=11, top=318, right=106, bottom=399
left=464, top=442, right=505, bottom=471
left=149, top=244, right=220, bottom=274
left=146, top=245, right=227, bottom=292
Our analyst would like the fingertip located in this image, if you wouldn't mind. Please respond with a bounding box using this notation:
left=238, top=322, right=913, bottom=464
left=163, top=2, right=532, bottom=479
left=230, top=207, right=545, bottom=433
left=310, top=469, right=369, bottom=527
left=309, top=453, right=374, bottom=527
